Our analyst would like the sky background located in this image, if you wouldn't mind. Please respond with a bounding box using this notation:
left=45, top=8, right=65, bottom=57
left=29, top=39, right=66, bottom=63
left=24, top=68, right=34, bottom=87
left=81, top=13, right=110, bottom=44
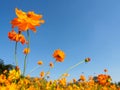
left=0, top=0, right=120, bottom=82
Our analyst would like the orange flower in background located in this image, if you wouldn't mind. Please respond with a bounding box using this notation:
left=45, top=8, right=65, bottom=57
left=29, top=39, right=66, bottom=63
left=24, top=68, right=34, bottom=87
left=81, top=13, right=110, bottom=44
left=53, top=49, right=65, bottom=62
left=104, top=69, right=108, bottom=73
left=8, top=30, right=26, bottom=44
left=80, top=75, right=86, bottom=81
left=40, top=71, right=45, bottom=78
left=85, top=57, right=91, bottom=62
left=97, top=74, right=112, bottom=86
left=37, top=60, right=43, bottom=65
left=11, top=8, right=45, bottom=32
left=23, top=48, right=30, bottom=54
left=49, top=62, right=54, bottom=68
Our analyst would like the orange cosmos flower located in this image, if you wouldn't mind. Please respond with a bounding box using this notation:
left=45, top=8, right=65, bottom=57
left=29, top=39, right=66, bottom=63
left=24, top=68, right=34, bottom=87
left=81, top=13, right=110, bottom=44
left=49, top=62, right=54, bottom=68
left=53, top=49, right=65, bottom=62
left=23, top=48, right=30, bottom=54
left=97, top=74, right=112, bottom=86
left=80, top=75, right=86, bottom=81
left=8, top=30, right=26, bottom=44
left=37, top=60, right=43, bottom=65
left=104, top=69, right=108, bottom=73
left=11, top=8, right=45, bottom=32
left=40, top=71, right=45, bottom=78
left=85, top=57, right=91, bottom=62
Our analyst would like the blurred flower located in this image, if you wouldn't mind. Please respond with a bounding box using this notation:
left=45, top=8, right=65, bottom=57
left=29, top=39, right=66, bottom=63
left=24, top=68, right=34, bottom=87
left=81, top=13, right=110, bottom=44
left=85, top=57, right=91, bottom=62
left=3, top=70, right=7, bottom=74
left=8, top=30, right=26, bottom=44
left=62, top=73, right=70, bottom=77
left=104, top=69, right=108, bottom=73
left=80, top=75, right=86, bottom=81
left=23, top=48, right=30, bottom=54
left=15, top=66, right=20, bottom=71
left=49, top=62, right=54, bottom=68
left=73, top=78, right=76, bottom=83
left=37, top=60, right=43, bottom=65
left=8, top=69, right=20, bottom=81
left=11, top=8, right=45, bottom=32
left=53, top=49, right=65, bottom=62
left=40, top=71, right=45, bottom=78
left=97, top=74, right=112, bottom=86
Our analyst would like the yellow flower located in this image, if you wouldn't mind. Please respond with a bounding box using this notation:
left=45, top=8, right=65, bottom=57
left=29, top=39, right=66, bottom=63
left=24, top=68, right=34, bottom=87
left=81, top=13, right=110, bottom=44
left=53, top=49, right=65, bottom=62
left=40, top=71, right=45, bottom=78
left=80, top=75, right=86, bottom=81
left=8, top=69, right=20, bottom=81
left=23, top=48, right=30, bottom=54
left=37, top=60, right=43, bottom=65
left=11, top=8, right=45, bottom=32
left=8, top=30, right=26, bottom=44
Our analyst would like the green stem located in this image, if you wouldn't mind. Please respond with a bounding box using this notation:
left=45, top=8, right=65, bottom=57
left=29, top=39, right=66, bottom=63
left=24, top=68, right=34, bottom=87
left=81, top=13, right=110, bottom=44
left=14, top=42, right=18, bottom=66
left=44, top=61, right=56, bottom=78
left=23, top=54, right=27, bottom=76
left=58, top=60, right=85, bottom=79
left=27, top=65, right=41, bottom=75
left=23, top=30, right=30, bottom=76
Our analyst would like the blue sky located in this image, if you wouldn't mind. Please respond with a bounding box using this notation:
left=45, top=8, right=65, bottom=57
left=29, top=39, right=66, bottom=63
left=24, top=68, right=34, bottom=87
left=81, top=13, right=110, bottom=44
left=0, top=0, right=120, bottom=82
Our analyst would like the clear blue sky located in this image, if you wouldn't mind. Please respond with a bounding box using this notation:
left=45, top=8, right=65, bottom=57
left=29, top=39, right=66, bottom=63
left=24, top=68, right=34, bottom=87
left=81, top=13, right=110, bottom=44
left=0, top=0, right=120, bottom=82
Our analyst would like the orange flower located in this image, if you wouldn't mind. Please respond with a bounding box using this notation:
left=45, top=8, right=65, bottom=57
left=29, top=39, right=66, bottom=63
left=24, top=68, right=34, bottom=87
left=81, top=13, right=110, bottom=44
left=40, top=71, right=45, bottom=78
left=80, top=75, right=86, bottom=81
left=97, top=74, right=112, bottom=86
left=85, top=57, right=91, bottom=62
left=104, top=69, right=108, bottom=73
left=49, top=62, right=54, bottom=68
left=8, top=30, right=26, bottom=44
left=11, top=8, right=45, bottom=32
left=37, top=60, right=43, bottom=65
left=23, top=48, right=30, bottom=54
left=53, top=49, right=65, bottom=62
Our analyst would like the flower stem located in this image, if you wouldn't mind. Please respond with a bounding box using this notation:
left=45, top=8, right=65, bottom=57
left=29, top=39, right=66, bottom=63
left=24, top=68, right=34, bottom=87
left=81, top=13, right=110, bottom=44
left=23, top=30, right=30, bottom=76
left=23, top=54, right=27, bottom=76
left=27, top=65, right=41, bottom=75
left=58, top=60, right=85, bottom=79
left=14, top=42, right=18, bottom=66
left=44, top=61, right=56, bottom=78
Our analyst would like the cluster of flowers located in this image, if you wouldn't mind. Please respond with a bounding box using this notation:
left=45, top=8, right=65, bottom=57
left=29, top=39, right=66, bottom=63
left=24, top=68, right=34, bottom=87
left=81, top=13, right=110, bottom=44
left=7, top=8, right=45, bottom=76
left=1, top=8, right=119, bottom=90
left=0, top=69, right=120, bottom=90
left=8, top=8, right=45, bottom=45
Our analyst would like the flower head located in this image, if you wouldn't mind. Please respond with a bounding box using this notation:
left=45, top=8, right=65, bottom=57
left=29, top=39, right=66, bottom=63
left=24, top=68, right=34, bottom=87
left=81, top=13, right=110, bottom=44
left=37, top=60, right=43, bottom=65
left=97, top=74, right=112, bottom=86
left=8, top=30, right=26, bottom=44
left=80, top=75, right=86, bottom=81
left=49, top=62, right=54, bottom=68
left=23, top=48, right=30, bottom=54
left=53, top=49, right=65, bottom=62
left=11, top=8, right=45, bottom=32
left=8, top=69, right=21, bottom=81
left=85, top=57, right=91, bottom=62
left=40, top=71, right=45, bottom=78
left=104, top=69, right=108, bottom=73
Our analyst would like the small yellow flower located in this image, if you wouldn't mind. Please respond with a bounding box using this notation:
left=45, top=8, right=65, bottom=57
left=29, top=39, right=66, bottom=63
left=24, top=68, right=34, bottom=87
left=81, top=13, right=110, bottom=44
left=80, top=75, right=86, bottom=81
left=37, top=60, right=43, bottom=65
left=23, top=48, right=30, bottom=54
left=40, top=71, right=45, bottom=78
